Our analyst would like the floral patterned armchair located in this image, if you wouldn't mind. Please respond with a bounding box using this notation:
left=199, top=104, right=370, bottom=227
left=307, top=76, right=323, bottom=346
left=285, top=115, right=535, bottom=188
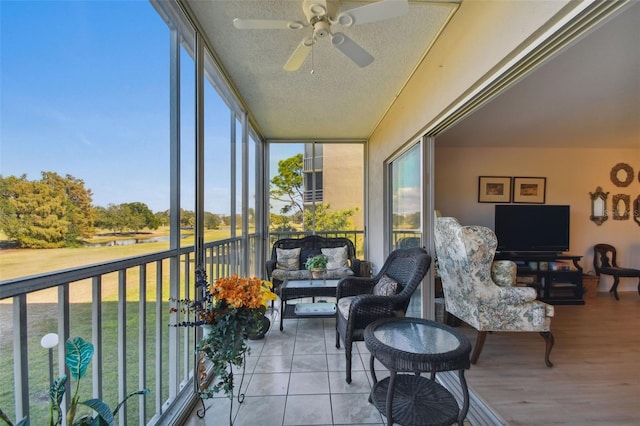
left=434, top=217, right=555, bottom=367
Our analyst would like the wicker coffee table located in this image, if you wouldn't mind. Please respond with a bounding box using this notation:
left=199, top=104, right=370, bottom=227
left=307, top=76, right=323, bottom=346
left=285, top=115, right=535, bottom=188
left=364, top=317, right=472, bottom=426
left=279, top=278, right=340, bottom=331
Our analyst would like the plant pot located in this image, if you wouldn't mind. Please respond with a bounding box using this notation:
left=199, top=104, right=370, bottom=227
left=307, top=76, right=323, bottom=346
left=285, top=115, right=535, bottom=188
left=311, top=268, right=326, bottom=279
left=248, top=316, right=270, bottom=340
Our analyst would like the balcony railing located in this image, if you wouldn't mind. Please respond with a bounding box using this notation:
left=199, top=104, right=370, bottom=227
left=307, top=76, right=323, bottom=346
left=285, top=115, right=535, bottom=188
left=0, top=235, right=258, bottom=425
left=302, top=188, right=324, bottom=203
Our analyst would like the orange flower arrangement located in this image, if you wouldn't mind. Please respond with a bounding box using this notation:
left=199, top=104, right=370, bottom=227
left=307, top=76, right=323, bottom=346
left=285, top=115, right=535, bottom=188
left=170, top=268, right=277, bottom=408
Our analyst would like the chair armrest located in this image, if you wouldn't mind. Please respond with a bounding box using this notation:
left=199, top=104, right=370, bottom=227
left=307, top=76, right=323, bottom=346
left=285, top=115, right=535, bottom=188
left=347, top=294, right=405, bottom=324
left=496, top=285, right=538, bottom=304
left=349, top=258, right=362, bottom=276
left=336, top=276, right=377, bottom=299
left=266, top=259, right=277, bottom=279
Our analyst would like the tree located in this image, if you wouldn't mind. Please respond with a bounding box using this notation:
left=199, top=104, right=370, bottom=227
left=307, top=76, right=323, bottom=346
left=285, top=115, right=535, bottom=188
left=123, top=202, right=159, bottom=232
left=155, top=210, right=170, bottom=227
left=269, top=212, right=296, bottom=232
left=270, top=153, right=303, bottom=217
left=0, top=175, right=69, bottom=248
left=303, top=203, right=356, bottom=232
left=204, top=212, right=221, bottom=230
left=180, top=209, right=195, bottom=228
left=41, top=171, right=95, bottom=242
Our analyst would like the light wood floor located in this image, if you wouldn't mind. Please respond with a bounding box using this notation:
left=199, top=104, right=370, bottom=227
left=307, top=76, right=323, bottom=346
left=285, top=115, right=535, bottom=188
left=454, top=291, right=640, bottom=425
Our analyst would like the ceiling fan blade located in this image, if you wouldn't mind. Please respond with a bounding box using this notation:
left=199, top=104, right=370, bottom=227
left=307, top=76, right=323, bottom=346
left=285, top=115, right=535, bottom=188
left=283, top=37, right=314, bottom=71
left=331, top=33, right=373, bottom=68
left=336, top=0, right=409, bottom=27
left=233, top=18, right=305, bottom=30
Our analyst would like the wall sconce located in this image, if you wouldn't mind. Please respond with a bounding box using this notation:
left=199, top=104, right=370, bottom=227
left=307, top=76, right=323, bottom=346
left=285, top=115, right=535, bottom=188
left=589, top=186, right=609, bottom=225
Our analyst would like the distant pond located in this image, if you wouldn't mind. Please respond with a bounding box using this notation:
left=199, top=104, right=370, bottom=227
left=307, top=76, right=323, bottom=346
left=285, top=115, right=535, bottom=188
left=85, top=235, right=187, bottom=248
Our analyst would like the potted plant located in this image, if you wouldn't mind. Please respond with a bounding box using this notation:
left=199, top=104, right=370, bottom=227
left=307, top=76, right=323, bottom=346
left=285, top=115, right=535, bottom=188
left=305, top=254, right=329, bottom=278
left=170, top=267, right=276, bottom=425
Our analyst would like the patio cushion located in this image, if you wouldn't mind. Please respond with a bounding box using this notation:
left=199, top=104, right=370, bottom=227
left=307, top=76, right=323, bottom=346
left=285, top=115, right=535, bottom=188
left=322, top=246, right=349, bottom=270
left=337, top=296, right=355, bottom=318
left=276, top=247, right=300, bottom=271
left=373, top=274, right=397, bottom=296
left=271, top=269, right=311, bottom=281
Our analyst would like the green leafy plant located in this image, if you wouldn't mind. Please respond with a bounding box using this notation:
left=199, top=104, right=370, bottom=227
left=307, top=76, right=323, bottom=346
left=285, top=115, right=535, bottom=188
left=170, top=269, right=276, bottom=399
left=305, top=254, right=329, bottom=270
left=1, top=337, right=149, bottom=426
left=170, top=269, right=276, bottom=425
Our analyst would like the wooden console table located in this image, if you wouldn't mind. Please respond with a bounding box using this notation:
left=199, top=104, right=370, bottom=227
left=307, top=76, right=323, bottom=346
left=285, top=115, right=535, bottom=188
left=494, top=253, right=584, bottom=305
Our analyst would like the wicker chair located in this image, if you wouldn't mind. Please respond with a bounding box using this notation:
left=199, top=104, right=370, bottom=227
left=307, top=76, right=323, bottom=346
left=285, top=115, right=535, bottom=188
left=593, top=243, right=640, bottom=300
left=335, top=247, right=432, bottom=383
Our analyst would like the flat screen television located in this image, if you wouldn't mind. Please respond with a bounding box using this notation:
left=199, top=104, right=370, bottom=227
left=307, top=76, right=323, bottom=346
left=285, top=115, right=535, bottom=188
left=494, top=205, right=570, bottom=253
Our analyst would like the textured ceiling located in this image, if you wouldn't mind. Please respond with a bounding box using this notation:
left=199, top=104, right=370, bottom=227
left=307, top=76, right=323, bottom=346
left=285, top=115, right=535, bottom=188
left=185, top=0, right=459, bottom=141
left=437, top=2, right=640, bottom=149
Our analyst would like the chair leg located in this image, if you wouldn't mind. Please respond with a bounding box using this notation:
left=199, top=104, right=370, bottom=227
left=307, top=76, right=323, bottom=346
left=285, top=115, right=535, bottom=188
left=637, top=278, right=640, bottom=295
left=470, top=331, right=487, bottom=364
left=345, top=340, right=353, bottom=384
left=335, top=328, right=341, bottom=349
left=609, top=276, right=621, bottom=300
left=540, top=331, right=554, bottom=367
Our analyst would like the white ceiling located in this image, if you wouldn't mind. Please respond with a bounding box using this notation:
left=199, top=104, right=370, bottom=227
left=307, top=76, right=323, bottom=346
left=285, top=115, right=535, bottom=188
left=437, top=1, right=640, bottom=149
left=184, top=0, right=639, bottom=148
left=185, top=0, right=460, bottom=141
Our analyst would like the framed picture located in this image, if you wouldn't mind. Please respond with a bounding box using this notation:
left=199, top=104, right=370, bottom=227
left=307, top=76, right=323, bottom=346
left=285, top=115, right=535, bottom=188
left=513, top=177, right=546, bottom=204
left=478, top=176, right=512, bottom=203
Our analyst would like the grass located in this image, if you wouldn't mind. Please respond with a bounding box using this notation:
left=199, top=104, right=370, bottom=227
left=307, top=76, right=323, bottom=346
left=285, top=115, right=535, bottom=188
left=0, top=228, right=239, bottom=423
left=0, top=300, right=180, bottom=424
left=0, top=227, right=234, bottom=282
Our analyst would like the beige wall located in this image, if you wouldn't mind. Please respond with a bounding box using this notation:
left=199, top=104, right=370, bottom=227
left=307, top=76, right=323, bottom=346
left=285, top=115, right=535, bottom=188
left=435, top=146, right=640, bottom=293
left=367, top=1, right=571, bottom=268
left=322, top=144, right=364, bottom=230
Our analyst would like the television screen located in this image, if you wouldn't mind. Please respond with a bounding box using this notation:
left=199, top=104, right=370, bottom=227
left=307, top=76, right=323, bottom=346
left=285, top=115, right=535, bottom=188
left=494, top=205, right=570, bottom=253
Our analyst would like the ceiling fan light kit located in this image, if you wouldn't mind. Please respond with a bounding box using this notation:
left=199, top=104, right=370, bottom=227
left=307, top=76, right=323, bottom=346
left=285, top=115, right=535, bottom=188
left=232, top=0, right=409, bottom=71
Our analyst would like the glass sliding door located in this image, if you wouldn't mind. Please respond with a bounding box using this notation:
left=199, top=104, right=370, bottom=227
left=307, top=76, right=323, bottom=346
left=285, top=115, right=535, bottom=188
left=389, top=142, right=423, bottom=316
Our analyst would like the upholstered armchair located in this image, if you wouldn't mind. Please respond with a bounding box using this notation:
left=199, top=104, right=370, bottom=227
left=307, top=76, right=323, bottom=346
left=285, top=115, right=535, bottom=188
left=434, top=217, right=555, bottom=367
left=335, top=247, right=432, bottom=383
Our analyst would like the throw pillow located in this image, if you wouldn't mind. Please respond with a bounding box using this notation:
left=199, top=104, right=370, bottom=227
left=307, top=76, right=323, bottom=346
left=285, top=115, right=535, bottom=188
left=321, top=246, right=349, bottom=270
left=373, top=274, right=398, bottom=296
left=276, top=247, right=301, bottom=271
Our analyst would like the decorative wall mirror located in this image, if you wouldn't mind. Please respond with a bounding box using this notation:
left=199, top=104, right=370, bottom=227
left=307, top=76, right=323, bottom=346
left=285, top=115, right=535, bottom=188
left=634, top=195, right=640, bottom=227
left=589, top=186, right=609, bottom=225
left=612, top=194, right=630, bottom=220
left=610, top=163, right=634, bottom=187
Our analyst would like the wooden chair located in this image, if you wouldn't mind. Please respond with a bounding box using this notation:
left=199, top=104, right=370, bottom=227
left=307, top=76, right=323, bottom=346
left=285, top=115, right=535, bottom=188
left=593, top=243, right=640, bottom=300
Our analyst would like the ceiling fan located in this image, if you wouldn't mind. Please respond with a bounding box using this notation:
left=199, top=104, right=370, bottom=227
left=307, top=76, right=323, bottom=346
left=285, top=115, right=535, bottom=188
left=233, top=0, right=409, bottom=71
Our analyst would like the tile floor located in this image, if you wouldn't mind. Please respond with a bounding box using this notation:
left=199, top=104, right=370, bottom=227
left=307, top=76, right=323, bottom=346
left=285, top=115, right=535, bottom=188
left=185, top=306, right=476, bottom=426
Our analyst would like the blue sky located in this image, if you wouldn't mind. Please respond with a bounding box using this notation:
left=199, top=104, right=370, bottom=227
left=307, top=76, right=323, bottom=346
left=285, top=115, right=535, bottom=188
left=1, top=1, right=303, bottom=215
left=1, top=1, right=173, bottom=212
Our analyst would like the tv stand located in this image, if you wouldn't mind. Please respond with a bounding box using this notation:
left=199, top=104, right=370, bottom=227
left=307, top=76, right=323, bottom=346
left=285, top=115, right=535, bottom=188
left=494, top=253, right=584, bottom=305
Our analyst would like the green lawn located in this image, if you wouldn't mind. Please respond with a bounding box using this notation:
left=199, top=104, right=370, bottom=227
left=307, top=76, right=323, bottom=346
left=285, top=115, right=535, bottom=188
left=0, top=229, right=238, bottom=423
left=0, top=300, right=182, bottom=424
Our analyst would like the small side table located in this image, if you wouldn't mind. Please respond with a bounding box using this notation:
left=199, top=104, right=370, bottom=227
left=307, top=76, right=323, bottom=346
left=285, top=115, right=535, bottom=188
left=364, top=317, right=472, bottom=426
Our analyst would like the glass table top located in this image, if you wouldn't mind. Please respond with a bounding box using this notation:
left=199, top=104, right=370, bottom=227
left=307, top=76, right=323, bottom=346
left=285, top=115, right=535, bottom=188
left=285, top=278, right=340, bottom=288
left=373, top=320, right=461, bottom=355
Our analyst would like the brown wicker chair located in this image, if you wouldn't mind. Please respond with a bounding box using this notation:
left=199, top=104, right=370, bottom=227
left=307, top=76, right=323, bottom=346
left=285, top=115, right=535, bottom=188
left=593, top=243, right=640, bottom=300
left=335, top=247, right=431, bottom=383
